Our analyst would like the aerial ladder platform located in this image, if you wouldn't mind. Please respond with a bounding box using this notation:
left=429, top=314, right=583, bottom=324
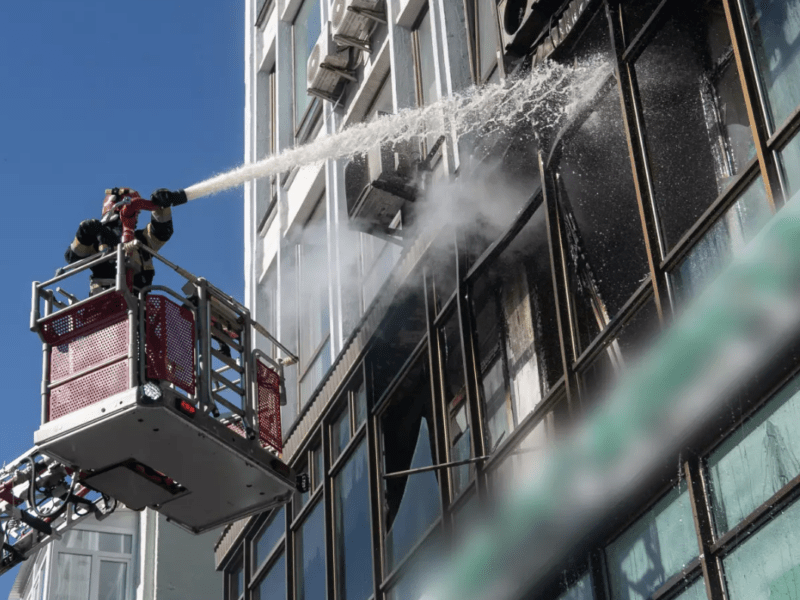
left=1, top=243, right=302, bottom=576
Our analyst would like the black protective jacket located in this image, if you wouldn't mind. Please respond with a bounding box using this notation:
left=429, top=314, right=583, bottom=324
left=64, top=207, right=174, bottom=290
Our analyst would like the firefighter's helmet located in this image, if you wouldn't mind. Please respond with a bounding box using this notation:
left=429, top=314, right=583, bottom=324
left=102, top=188, right=142, bottom=224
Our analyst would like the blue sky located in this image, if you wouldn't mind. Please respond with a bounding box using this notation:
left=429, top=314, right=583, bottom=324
left=0, top=1, right=244, bottom=592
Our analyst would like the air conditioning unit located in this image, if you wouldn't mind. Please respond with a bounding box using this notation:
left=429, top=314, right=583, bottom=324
left=307, top=22, right=353, bottom=101
left=331, top=0, right=385, bottom=52
left=345, top=138, right=417, bottom=233
left=497, top=0, right=565, bottom=58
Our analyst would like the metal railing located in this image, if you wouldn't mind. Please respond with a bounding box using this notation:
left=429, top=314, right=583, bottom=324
left=30, top=242, right=296, bottom=454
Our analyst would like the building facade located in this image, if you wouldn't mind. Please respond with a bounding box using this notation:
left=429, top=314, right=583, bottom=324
left=220, top=0, right=800, bottom=599
left=9, top=510, right=222, bottom=600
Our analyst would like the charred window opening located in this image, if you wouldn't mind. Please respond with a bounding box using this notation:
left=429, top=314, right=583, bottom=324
left=368, top=278, right=428, bottom=404
left=380, top=353, right=440, bottom=571
left=470, top=204, right=560, bottom=450
left=634, top=0, right=755, bottom=250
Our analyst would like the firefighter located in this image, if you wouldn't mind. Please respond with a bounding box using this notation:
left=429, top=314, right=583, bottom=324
left=65, top=187, right=187, bottom=291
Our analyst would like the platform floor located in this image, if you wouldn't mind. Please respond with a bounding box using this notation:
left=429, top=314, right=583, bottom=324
left=34, top=388, right=294, bottom=533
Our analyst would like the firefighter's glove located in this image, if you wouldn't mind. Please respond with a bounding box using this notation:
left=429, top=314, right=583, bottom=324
left=150, top=189, right=188, bottom=208
left=75, top=219, right=103, bottom=246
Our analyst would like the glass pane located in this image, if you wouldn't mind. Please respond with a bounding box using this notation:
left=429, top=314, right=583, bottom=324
left=477, top=0, right=498, bottom=81
left=742, top=0, right=800, bottom=131
left=334, top=440, right=373, bottom=600
left=281, top=244, right=299, bottom=423
left=621, top=0, right=661, bottom=41
left=605, top=488, right=699, bottom=600
left=675, top=579, right=707, bottom=600
left=299, top=199, right=329, bottom=367
left=384, top=533, right=442, bottom=600
left=779, top=132, right=800, bottom=201
left=295, top=502, right=326, bottom=600
left=55, top=553, right=91, bottom=600
left=293, top=0, right=321, bottom=128
left=617, top=296, right=661, bottom=363
left=300, top=339, right=331, bottom=405
left=481, top=357, right=509, bottom=451
left=723, top=497, right=800, bottom=599
left=635, top=1, right=754, bottom=249
left=63, top=530, right=133, bottom=554
left=332, top=405, right=351, bottom=463
left=313, top=444, right=324, bottom=489
left=254, top=508, right=286, bottom=570
left=354, top=381, right=367, bottom=429
left=557, top=82, right=647, bottom=333
left=707, top=374, right=800, bottom=534
left=441, top=314, right=471, bottom=498
left=381, top=354, right=441, bottom=571
left=256, top=553, right=286, bottom=600
left=556, top=572, right=594, bottom=600
left=672, top=176, right=771, bottom=303
left=416, top=11, right=437, bottom=107
left=98, top=561, right=127, bottom=600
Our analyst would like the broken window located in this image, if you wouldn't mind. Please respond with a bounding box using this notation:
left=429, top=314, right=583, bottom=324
left=380, top=353, right=441, bottom=571
left=634, top=0, right=755, bottom=250
left=367, top=276, right=428, bottom=403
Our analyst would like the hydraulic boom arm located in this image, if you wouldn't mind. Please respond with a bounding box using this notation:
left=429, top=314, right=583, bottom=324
left=0, top=447, right=117, bottom=576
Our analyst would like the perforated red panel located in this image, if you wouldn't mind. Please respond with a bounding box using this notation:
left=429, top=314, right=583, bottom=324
left=145, top=295, right=196, bottom=394
left=49, top=361, right=129, bottom=421
left=40, top=293, right=128, bottom=346
left=256, top=360, right=282, bottom=453
left=50, top=320, right=129, bottom=383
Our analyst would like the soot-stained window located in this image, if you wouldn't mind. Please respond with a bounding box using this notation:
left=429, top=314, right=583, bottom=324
left=380, top=353, right=441, bottom=571
left=634, top=0, right=754, bottom=251
left=553, top=12, right=647, bottom=347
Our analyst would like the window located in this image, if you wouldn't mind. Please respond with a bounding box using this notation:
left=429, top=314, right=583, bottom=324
left=298, top=195, right=331, bottom=406
left=255, top=554, right=286, bottom=600
left=741, top=0, right=800, bottom=132
left=634, top=0, right=755, bottom=251
left=471, top=203, right=560, bottom=450
left=52, top=529, right=135, bottom=600
left=228, top=558, right=245, bottom=600
left=412, top=7, right=440, bottom=154
left=333, top=440, right=373, bottom=600
left=257, top=67, right=277, bottom=232
left=295, top=501, right=326, bottom=600
left=467, top=0, right=499, bottom=83
left=440, top=312, right=472, bottom=498
left=605, top=487, right=699, bottom=600
left=253, top=508, right=286, bottom=572
left=672, top=175, right=772, bottom=302
left=293, top=0, right=322, bottom=135
left=380, top=353, right=441, bottom=571
left=553, top=11, right=648, bottom=352
left=331, top=379, right=368, bottom=464
left=707, top=373, right=800, bottom=535
left=722, top=497, right=800, bottom=599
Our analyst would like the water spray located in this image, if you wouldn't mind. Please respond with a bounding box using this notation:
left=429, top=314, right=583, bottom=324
left=182, top=59, right=610, bottom=203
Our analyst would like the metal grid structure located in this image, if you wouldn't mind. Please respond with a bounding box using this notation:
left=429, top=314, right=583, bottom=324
left=256, top=359, right=282, bottom=453
left=145, top=294, right=197, bottom=394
